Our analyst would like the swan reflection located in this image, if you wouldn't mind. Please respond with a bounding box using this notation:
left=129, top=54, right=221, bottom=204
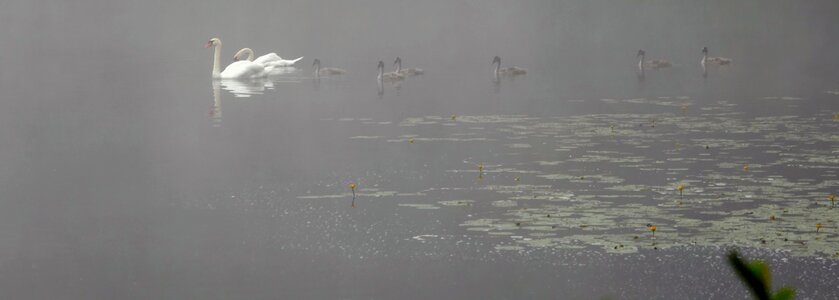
left=210, top=81, right=222, bottom=127
left=217, top=78, right=273, bottom=98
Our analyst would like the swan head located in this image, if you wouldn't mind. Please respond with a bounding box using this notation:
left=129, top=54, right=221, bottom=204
left=377, top=60, right=385, bottom=71
left=313, top=59, right=321, bottom=67
left=492, top=56, right=501, bottom=65
left=637, top=50, right=645, bottom=58
left=701, top=47, right=708, bottom=55
left=232, top=48, right=254, bottom=62
left=205, top=38, right=220, bottom=48
left=394, top=57, right=402, bottom=66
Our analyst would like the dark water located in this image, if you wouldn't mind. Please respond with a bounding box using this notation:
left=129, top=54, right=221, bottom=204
left=1, top=0, right=838, bottom=299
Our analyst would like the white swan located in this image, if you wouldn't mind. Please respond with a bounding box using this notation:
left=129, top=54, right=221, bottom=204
left=313, top=59, right=347, bottom=77
left=242, top=49, right=304, bottom=68
left=233, top=48, right=301, bottom=75
left=377, top=61, right=404, bottom=82
left=701, top=47, right=732, bottom=66
left=492, top=56, right=526, bottom=77
left=206, top=38, right=267, bottom=79
left=637, top=50, right=672, bottom=70
left=394, top=57, right=424, bottom=76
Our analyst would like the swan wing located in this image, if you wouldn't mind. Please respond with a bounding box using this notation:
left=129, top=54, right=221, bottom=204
left=254, top=53, right=282, bottom=65
left=266, top=56, right=304, bottom=67
left=499, top=67, right=526, bottom=76
left=708, top=57, right=732, bottom=65
left=400, top=68, right=424, bottom=76
left=319, top=68, right=346, bottom=75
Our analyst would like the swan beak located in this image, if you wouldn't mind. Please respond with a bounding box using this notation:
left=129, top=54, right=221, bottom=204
left=205, top=41, right=213, bottom=48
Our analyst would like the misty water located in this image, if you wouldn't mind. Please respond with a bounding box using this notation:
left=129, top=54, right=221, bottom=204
left=2, top=0, right=839, bottom=299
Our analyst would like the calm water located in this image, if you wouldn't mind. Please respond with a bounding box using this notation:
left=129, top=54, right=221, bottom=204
left=1, top=0, right=839, bottom=299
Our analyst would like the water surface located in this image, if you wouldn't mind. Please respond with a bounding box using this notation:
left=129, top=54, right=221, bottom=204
left=1, top=0, right=839, bottom=299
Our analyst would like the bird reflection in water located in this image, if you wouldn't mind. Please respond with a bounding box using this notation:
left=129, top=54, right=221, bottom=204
left=210, top=81, right=222, bottom=127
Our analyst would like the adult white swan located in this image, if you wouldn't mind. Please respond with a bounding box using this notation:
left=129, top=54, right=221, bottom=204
left=206, top=38, right=267, bottom=79
left=234, top=48, right=303, bottom=68
left=233, top=48, right=299, bottom=75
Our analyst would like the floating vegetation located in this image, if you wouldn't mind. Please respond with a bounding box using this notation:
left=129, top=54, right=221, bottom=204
left=491, top=200, right=518, bottom=207
left=320, top=101, right=839, bottom=257
left=398, top=203, right=440, bottom=210
left=505, top=143, right=532, bottom=149
left=438, top=200, right=474, bottom=206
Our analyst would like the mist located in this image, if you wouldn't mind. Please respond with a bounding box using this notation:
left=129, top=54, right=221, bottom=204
left=0, top=0, right=838, bottom=299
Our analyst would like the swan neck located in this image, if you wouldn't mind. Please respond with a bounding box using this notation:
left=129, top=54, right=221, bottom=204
left=494, top=62, right=500, bottom=75
left=212, top=43, right=222, bottom=78
left=246, top=49, right=254, bottom=61
left=396, top=60, right=402, bottom=72
left=314, top=63, right=320, bottom=77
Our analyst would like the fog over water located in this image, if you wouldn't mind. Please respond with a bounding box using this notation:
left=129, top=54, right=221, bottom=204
left=0, top=0, right=838, bottom=299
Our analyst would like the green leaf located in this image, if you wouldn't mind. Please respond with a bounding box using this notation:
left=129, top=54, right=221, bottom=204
left=728, top=250, right=770, bottom=300
left=747, top=261, right=771, bottom=288
left=771, top=287, right=795, bottom=300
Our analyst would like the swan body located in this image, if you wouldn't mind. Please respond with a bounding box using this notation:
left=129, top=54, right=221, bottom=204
left=637, top=50, right=672, bottom=70
left=221, top=61, right=269, bottom=78
left=377, top=61, right=404, bottom=82
left=701, top=47, right=732, bottom=66
left=206, top=39, right=267, bottom=79
left=233, top=48, right=302, bottom=75
left=254, top=53, right=304, bottom=67
left=313, top=59, right=347, bottom=76
left=394, top=57, right=424, bottom=76
left=492, top=56, right=526, bottom=77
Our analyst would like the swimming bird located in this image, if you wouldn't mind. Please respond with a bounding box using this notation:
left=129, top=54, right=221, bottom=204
left=492, top=56, right=526, bottom=77
left=701, top=47, right=732, bottom=66
left=637, top=50, right=672, bottom=70
left=232, top=47, right=303, bottom=68
left=206, top=38, right=267, bottom=79
left=233, top=48, right=301, bottom=75
left=312, top=59, right=347, bottom=77
left=377, top=61, right=404, bottom=82
left=394, top=57, right=424, bottom=76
